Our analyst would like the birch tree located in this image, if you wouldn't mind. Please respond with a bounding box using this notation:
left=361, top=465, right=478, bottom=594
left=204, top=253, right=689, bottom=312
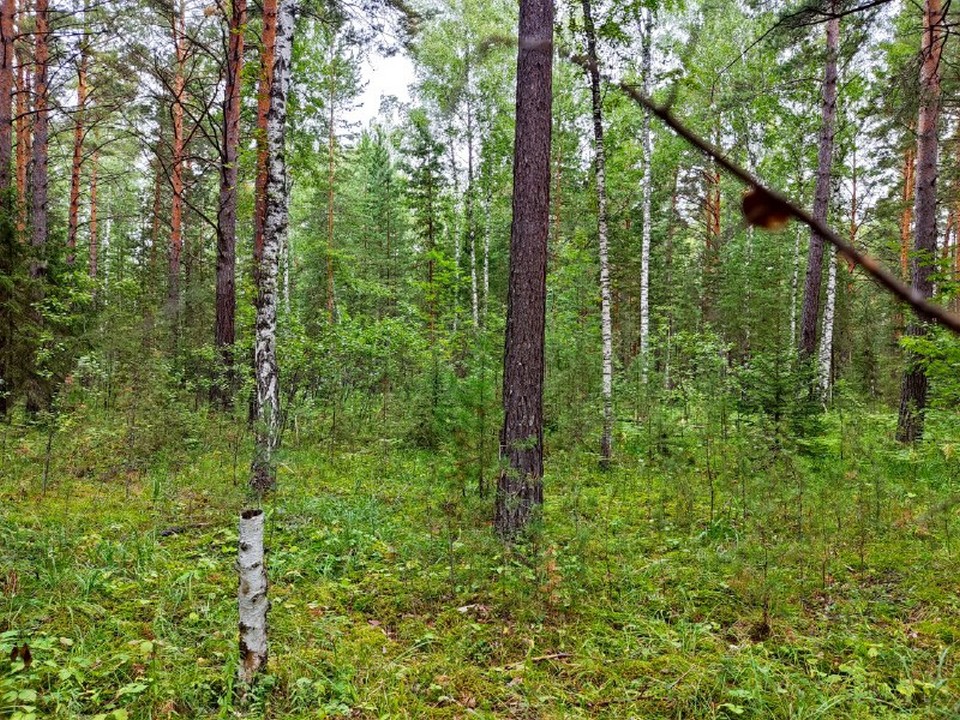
left=251, top=0, right=294, bottom=493
left=579, top=0, right=613, bottom=467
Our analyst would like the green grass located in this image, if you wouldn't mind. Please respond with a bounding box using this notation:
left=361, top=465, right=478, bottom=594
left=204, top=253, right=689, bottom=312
left=0, top=407, right=958, bottom=719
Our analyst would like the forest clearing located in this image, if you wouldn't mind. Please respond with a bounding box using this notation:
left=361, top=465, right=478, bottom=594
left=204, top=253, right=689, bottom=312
left=1, top=0, right=959, bottom=716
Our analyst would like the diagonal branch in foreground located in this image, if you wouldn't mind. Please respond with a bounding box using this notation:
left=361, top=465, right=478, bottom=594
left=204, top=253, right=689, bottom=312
left=564, top=51, right=960, bottom=335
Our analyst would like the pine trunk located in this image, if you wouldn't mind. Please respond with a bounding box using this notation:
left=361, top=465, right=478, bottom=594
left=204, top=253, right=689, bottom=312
left=798, top=12, right=839, bottom=359
left=13, top=0, right=28, bottom=237
left=0, top=0, right=12, bottom=416
left=29, top=0, right=48, bottom=276
left=215, top=0, right=245, bottom=404
left=168, top=0, right=186, bottom=319
left=897, top=0, right=944, bottom=443
left=251, top=0, right=293, bottom=494
left=495, top=0, right=552, bottom=539
left=580, top=0, right=613, bottom=467
left=67, top=6, right=89, bottom=264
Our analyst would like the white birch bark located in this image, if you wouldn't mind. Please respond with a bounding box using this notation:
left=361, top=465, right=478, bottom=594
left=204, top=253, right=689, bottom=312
left=467, top=105, right=479, bottom=329
left=581, top=0, right=613, bottom=464
left=238, top=508, right=268, bottom=685
left=639, top=7, right=653, bottom=374
left=817, top=247, right=837, bottom=399
left=483, top=186, right=491, bottom=320
left=251, top=0, right=294, bottom=494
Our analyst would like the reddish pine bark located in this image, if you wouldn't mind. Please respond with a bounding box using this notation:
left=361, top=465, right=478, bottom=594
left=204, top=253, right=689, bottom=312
left=495, top=0, right=553, bottom=539
left=798, top=11, right=839, bottom=359
left=215, top=0, right=245, bottom=401
left=897, top=0, right=945, bottom=443
left=67, top=18, right=89, bottom=264
left=253, top=0, right=278, bottom=271
left=168, top=0, right=186, bottom=318
left=13, top=0, right=28, bottom=236
left=900, top=146, right=915, bottom=279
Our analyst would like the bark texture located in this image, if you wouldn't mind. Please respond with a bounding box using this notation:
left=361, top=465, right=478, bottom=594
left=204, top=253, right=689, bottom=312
left=215, top=0, right=245, bottom=403
left=168, top=0, right=186, bottom=319
left=495, top=0, right=552, bottom=539
left=14, top=0, right=28, bottom=237
left=250, top=0, right=293, bottom=494
left=29, top=0, right=48, bottom=275
left=897, top=0, right=944, bottom=443
left=580, top=0, right=613, bottom=466
left=67, top=6, right=89, bottom=263
left=798, top=12, right=839, bottom=359
left=237, top=509, right=268, bottom=685
left=0, top=0, right=12, bottom=416
left=253, top=0, right=277, bottom=270
left=639, top=8, right=652, bottom=371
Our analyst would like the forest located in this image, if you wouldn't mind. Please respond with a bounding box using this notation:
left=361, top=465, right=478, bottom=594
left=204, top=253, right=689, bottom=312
left=0, top=0, right=959, bottom=715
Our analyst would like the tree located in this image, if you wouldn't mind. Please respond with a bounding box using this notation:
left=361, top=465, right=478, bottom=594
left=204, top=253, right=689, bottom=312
left=251, top=0, right=295, bottom=494
left=896, top=0, right=945, bottom=443
left=214, top=0, right=246, bottom=404
left=579, top=0, right=613, bottom=467
left=66, top=0, right=90, bottom=265
left=798, top=8, right=839, bottom=360
left=495, top=0, right=552, bottom=539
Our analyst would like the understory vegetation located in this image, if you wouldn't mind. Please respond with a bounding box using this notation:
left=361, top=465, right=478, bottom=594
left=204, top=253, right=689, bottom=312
left=2, top=379, right=958, bottom=719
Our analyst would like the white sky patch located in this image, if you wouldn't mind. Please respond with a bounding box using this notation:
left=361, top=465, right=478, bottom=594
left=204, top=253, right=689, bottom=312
left=347, top=50, right=415, bottom=127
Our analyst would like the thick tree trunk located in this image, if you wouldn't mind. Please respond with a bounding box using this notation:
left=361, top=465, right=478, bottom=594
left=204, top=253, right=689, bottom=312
left=67, top=6, right=89, bottom=264
left=29, top=0, right=48, bottom=276
left=215, top=0, right=245, bottom=404
left=580, top=0, right=613, bottom=467
left=897, top=0, right=944, bottom=443
left=253, top=0, right=277, bottom=271
left=900, top=145, right=915, bottom=280
left=816, top=250, right=836, bottom=397
left=495, top=0, right=552, bottom=539
left=237, top=509, right=268, bottom=685
left=639, top=7, right=652, bottom=374
left=168, top=0, right=186, bottom=320
left=250, top=0, right=293, bottom=494
left=798, top=12, right=839, bottom=359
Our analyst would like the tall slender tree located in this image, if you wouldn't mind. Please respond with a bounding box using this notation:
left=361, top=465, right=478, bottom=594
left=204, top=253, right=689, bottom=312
left=495, top=0, right=552, bottom=538
left=798, top=10, right=839, bottom=359
left=897, top=0, right=945, bottom=443
left=251, top=0, right=295, bottom=493
left=579, top=0, right=613, bottom=467
left=215, top=0, right=246, bottom=403
left=168, top=0, right=187, bottom=320
left=29, top=0, right=48, bottom=278
left=67, top=1, right=90, bottom=264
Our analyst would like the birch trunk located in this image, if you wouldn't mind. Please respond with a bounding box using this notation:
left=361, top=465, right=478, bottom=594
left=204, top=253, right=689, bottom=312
left=897, top=0, right=944, bottom=443
left=798, top=11, right=839, bottom=359
left=790, top=225, right=800, bottom=349
left=580, top=0, right=613, bottom=466
left=250, top=0, right=293, bottom=494
left=237, top=509, right=268, bottom=685
left=639, top=7, right=652, bottom=374
left=816, top=249, right=836, bottom=398
left=253, top=0, right=277, bottom=271
left=325, top=39, right=336, bottom=324
left=467, top=97, right=479, bottom=329
left=89, top=149, right=98, bottom=280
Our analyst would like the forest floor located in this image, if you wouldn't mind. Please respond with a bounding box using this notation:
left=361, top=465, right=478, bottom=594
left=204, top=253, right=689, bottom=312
left=1, top=408, right=959, bottom=719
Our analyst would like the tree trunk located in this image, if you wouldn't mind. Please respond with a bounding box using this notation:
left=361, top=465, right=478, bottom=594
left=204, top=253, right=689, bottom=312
left=325, top=43, right=336, bottom=324
left=251, top=0, right=293, bottom=494
left=215, top=0, right=245, bottom=405
left=580, top=0, right=613, bottom=467
left=798, top=11, right=839, bottom=359
left=253, top=0, right=277, bottom=272
left=89, top=149, right=98, bottom=280
left=639, top=7, right=652, bottom=375
left=467, top=94, right=479, bottom=329
left=495, top=0, right=552, bottom=539
left=897, top=0, right=944, bottom=443
left=900, top=145, right=915, bottom=280
left=29, top=0, right=48, bottom=276
left=237, top=508, right=268, bottom=685
left=13, top=0, right=28, bottom=237
left=67, top=4, right=89, bottom=265
left=702, top=157, right=721, bottom=326
left=816, top=250, right=836, bottom=398
left=168, top=0, right=186, bottom=320
left=0, top=0, right=12, bottom=416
